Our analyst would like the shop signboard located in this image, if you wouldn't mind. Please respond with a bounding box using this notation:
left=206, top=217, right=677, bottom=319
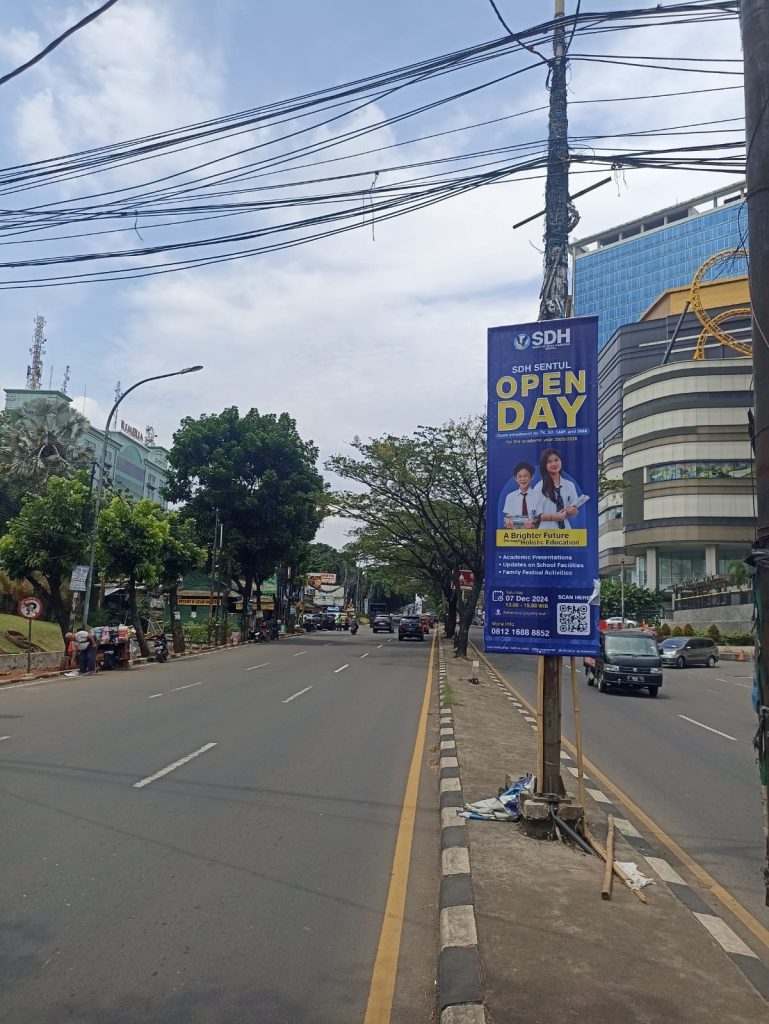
left=307, top=572, right=337, bottom=588
left=484, top=317, right=599, bottom=656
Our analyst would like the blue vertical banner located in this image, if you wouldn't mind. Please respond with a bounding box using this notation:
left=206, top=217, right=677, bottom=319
left=484, top=316, right=600, bottom=656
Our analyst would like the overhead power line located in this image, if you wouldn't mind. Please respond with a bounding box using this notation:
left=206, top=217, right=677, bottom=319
left=0, top=0, right=121, bottom=88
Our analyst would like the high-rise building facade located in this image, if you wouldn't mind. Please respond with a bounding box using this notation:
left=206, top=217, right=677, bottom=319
left=573, top=182, right=746, bottom=351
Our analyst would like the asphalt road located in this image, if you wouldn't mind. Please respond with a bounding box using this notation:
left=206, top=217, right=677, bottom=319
left=0, top=629, right=438, bottom=1024
left=478, top=630, right=767, bottom=922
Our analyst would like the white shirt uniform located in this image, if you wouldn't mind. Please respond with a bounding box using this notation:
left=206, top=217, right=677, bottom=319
left=502, top=488, right=537, bottom=520
left=530, top=478, right=579, bottom=529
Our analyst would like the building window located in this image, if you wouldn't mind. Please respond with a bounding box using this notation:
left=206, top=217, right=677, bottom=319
left=718, top=547, right=749, bottom=575
left=598, top=505, right=623, bottom=525
left=634, top=554, right=647, bottom=589
left=658, top=550, right=706, bottom=590
left=648, top=461, right=752, bottom=483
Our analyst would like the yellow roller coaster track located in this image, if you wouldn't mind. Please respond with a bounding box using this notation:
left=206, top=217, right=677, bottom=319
left=690, top=249, right=751, bottom=360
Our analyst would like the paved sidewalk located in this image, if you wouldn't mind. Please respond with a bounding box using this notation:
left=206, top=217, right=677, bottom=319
left=436, top=636, right=769, bottom=1024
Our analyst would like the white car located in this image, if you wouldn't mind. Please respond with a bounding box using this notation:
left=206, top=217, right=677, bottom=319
left=605, top=616, right=639, bottom=629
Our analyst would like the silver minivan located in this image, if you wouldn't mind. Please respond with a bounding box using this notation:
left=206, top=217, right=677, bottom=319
left=659, top=636, right=719, bottom=669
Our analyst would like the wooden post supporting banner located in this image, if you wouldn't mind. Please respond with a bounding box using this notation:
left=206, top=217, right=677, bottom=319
left=536, top=655, right=545, bottom=789
left=570, top=656, right=586, bottom=812
left=602, top=815, right=616, bottom=901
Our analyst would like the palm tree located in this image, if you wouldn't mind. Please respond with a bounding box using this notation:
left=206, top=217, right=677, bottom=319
left=0, top=397, right=92, bottom=493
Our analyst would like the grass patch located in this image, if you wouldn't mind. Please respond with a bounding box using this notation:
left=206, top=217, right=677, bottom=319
left=441, top=680, right=462, bottom=707
left=0, top=612, right=64, bottom=654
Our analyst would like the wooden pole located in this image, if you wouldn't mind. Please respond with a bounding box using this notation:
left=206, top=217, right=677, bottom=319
left=569, top=656, right=586, bottom=812
left=585, top=825, right=648, bottom=905
left=602, top=815, right=615, bottom=901
left=536, top=655, right=545, bottom=789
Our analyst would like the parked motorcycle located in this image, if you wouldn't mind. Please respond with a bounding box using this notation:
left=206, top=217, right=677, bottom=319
left=153, top=633, right=169, bottom=663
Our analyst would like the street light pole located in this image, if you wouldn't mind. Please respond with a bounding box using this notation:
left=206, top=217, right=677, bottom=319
left=81, top=365, right=203, bottom=627
left=621, top=559, right=626, bottom=624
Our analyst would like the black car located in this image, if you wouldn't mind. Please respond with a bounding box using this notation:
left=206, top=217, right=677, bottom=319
left=372, top=614, right=393, bottom=634
left=398, top=615, right=424, bottom=641
left=584, top=629, right=663, bottom=697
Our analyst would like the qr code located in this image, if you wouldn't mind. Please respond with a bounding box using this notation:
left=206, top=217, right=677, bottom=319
left=556, top=602, right=590, bottom=635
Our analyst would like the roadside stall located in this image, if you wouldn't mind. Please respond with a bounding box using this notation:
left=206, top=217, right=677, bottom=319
left=93, top=625, right=133, bottom=670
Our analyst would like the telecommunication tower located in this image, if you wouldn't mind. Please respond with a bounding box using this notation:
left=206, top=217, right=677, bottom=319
left=112, top=381, right=122, bottom=428
left=61, top=365, right=71, bottom=395
left=26, top=315, right=46, bottom=390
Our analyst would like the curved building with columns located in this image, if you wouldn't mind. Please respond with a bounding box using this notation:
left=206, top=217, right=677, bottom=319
left=601, top=357, right=754, bottom=592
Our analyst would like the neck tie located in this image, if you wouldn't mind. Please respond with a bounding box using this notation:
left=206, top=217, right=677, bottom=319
left=555, top=486, right=566, bottom=528
left=522, top=493, right=528, bottom=517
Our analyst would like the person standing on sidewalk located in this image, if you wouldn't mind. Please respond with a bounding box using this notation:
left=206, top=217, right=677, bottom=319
left=74, top=627, right=97, bottom=675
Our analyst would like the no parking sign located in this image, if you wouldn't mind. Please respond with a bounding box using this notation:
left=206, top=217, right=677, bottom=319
left=17, top=597, right=44, bottom=620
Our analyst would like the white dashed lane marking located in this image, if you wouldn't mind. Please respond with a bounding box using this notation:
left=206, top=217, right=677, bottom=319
left=246, top=663, right=270, bottom=671
left=133, top=742, right=218, bottom=789
left=334, top=664, right=349, bottom=674
left=282, top=686, right=313, bottom=704
left=678, top=715, right=737, bottom=742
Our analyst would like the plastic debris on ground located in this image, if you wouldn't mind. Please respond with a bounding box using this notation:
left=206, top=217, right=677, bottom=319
left=458, top=774, right=535, bottom=821
left=615, top=862, right=654, bottom=890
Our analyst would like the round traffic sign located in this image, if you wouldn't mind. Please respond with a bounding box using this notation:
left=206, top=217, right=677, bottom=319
left=17, top=597, right=44, bottom=620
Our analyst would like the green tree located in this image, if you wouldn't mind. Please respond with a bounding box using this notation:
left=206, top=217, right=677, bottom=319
left=164, top=407, right=326, bottom=639
left=96, top=497, right=169, bottom=657
left=328, top=415, right=486, bottom=657
left=159, top=514, right=206, bottom=654
left=683, top=623, right=695, bottom=636
left=726, top=559, right=748, bottom=587
left=707, top=623, right=721, bottom=641
left=599, top=577, right=662, bottom=623
left=0, top=397, right=91, bottom=493
left=0, top=473, right=92, bottom=638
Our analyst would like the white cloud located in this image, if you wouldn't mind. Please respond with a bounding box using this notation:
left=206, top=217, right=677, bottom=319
left=0, top=0, right=748, bottom=560
left=11, top=2, right=224, bottom=162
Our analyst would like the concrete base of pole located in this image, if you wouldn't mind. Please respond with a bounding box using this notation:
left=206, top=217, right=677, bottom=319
left=520, top=796, right=584, bottom=838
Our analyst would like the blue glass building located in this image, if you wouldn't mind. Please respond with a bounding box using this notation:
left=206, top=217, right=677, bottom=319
left=572, top=182, right=746, bottom=350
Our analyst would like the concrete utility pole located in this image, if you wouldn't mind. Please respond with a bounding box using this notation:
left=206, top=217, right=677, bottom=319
left=536, top=0, right=570, bottom=798
left=539, top=1, right=570, bottom=322
left=741, top=0, right=769, bottom=906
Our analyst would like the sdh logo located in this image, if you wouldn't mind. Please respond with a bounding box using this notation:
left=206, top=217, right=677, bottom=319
left=512, top=328, right=571, bottom=351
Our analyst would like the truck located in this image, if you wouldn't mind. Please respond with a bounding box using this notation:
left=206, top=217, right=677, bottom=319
left=368, top=602, right=388, bottom=628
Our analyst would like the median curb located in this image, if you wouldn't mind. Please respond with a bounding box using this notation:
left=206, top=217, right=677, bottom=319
left=436, top=639, right=487, bottom=1023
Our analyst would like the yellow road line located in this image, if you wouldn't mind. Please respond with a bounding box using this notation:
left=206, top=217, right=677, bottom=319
left=363, top=630, right=436, bottom=1024
left=471, top=641, right=769, bottom=955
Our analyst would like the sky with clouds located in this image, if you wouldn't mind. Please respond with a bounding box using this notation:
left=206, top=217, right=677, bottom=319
left=0, top=1, right=745, bottom=545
